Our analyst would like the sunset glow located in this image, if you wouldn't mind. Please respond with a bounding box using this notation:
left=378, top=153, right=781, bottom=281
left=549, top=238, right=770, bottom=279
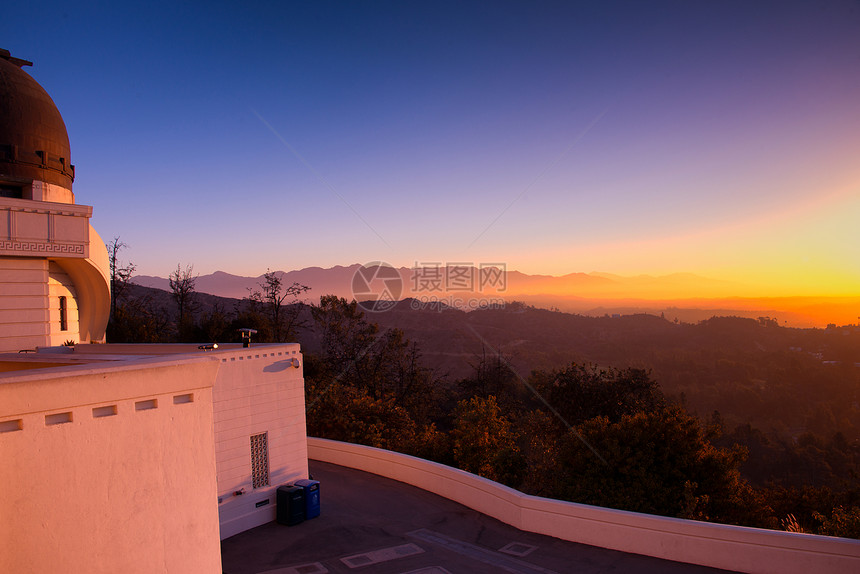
left=4, top=1, right=859, bottom=315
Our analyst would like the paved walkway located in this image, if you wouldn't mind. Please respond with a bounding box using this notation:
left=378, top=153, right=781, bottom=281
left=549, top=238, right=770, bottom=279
left=220, top=460, right=739, bottom=574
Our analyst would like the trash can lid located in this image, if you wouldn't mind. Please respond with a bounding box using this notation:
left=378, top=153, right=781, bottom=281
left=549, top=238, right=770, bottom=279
left=277, top=484, right=303, bottom=492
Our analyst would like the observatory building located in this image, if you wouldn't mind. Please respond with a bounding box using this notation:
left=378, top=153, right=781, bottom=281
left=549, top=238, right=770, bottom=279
left=0, top=49, right=110, bottom=352
left=0, top=50, right=308, bottom=573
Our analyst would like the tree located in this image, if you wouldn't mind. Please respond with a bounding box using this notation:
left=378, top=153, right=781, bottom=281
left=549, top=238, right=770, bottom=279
left=106, top=296, right=171, bottom=343
left=248, top=269, right=309, bottom=342
left=310, top=295, right=439, bottom=409
left=104, top=237, right=170, bottom=343
left=389, top=338, right=440, bottom=424
left=461, top=345, right=520, bottom=402
left=814, top=505, right=860, bottom=539
left=169, top=264, right=197, bottom=324
left=199, top=303, right=231, bottom=343
left=169, top=263, right=198, bottom=341
left=517, top=409, right=564, bottom=496
left=555, top=406, right=755, bottom=523
left=106, top=236, right=135, bottom=319
left=531, top=363, right=665, bottom=426
left=451, top=395, right=524, bottom=486
left=305, top=295, right=447, bottom=458
left=311, top=295, right=386, bottom=397
left=233, top=293, right=274, bottom=342
left=312, top=295, right=379, bottom=369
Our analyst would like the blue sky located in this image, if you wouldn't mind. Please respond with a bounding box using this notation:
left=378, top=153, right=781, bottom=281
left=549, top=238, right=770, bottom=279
left=4, top=1, right=860, bottom=295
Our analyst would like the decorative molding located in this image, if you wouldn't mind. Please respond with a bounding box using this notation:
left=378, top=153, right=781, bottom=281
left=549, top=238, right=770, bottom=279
left=3, top=206, right=87, bottom=217
left=0, top=197, right=92, bottom=217
left=0, top=240, right=86, bottom=256
left=1, top=201, right=91, bottom=257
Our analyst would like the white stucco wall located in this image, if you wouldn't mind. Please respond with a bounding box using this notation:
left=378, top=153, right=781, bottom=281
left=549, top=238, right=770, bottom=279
left=0, top=356, right=223, bottom=574
left=29, top=180, right=74, bottom=204
left=47, top=261, right=80, bottom=345
left=0, top=257, right=50, bottom=352
left=0, top=256, right=104, bottom=351
left=213, top=344, right=309, bottom=539
left=66, top=342, right=311, bottom=539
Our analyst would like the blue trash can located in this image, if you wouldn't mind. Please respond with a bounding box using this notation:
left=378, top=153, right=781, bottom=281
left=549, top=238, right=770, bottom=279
left=294, top=479, right=320, bottom=519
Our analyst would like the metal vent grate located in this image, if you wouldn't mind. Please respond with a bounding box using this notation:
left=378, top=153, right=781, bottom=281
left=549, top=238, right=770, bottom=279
left=250, top=432, right=269, bottom=489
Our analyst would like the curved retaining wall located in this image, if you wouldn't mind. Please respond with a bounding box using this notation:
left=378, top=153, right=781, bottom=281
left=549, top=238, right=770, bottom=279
left=308, top=437, right=860, bottom=574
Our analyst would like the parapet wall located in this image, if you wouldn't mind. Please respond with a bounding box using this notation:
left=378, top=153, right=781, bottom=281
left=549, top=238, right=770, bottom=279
left=307, top=437, right=860, bottom=574
left=0, top=356, right=223, bottom=573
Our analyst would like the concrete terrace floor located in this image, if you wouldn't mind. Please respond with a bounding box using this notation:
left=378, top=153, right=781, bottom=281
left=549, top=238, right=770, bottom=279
left=220, top=461, right=739, bottom=574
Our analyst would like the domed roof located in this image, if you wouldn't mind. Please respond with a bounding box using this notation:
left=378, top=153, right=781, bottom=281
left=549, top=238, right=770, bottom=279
left=0, top=49, right=74, bottom=190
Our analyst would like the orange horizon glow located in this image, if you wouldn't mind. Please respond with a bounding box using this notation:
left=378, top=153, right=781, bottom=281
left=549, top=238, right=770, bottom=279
left=495, top=184, right=860, bottom=302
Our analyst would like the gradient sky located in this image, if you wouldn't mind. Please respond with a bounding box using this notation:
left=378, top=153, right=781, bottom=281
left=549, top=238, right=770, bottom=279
left=4, top=1, right=859, bottom=296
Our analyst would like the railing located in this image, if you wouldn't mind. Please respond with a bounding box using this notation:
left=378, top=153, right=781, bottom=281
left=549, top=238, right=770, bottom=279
left=307, top=437, right=860, bottom=574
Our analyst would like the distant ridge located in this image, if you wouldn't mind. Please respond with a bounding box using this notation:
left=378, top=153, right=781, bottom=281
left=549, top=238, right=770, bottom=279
left=134, top=265, right=734, bottom=301
left=133, top=265, right=860, bottom=327
left=135, top=265, right=364, bottom=300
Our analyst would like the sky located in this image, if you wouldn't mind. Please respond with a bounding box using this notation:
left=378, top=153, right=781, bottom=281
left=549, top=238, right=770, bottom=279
left=4, top=0, right=860, bottom=297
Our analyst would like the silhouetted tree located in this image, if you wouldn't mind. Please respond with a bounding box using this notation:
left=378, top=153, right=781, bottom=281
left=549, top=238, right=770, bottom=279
left=531, top=363, right=664, bottom=426
left=247, top=269, right=309, bottom=342
left=106, top=236, right=135, bottom=319
left=169, top=264, right=196, bottom=321
left=460, top=344, right=522, bottom=408
left=169, top=263, right=197, bottom=341
left=556, top=406, right=754, bottom=523
left=310, top=295, right=438, bottom=410
left=304, top=295, right=447, bottom=458
left=105, top=238, right=170, bottom=342
left=106, top=292, right=170, bottom=343
left=198, top=303, right=231, bottom=343
left=517, top=409, right=564, bottom=496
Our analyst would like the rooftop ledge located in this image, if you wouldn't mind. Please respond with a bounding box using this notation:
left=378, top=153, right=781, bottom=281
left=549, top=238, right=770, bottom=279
left=307, top=437, right=860, bottom=574
left=0, top=342, right=301, bottom=373
left=0, top=343, right=303, bottom=414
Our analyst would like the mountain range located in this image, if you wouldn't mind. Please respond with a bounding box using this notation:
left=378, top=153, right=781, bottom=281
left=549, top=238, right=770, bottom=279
left=133, top=265, right=860, bottom=328
left=135, top=265, right=738, bottom=300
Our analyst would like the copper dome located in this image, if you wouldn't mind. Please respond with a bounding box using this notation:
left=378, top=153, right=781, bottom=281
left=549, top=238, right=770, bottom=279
left=0, top=49, right=74, bottom=190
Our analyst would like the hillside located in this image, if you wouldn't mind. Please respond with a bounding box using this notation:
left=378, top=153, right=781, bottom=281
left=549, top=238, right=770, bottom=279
left=364, top=302, right=860, bottom=437
left=124, top=281, right=860, bottom=442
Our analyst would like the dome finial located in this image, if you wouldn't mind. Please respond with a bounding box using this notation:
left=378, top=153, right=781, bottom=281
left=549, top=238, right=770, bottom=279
left=0, top=48, right=33, bottom=68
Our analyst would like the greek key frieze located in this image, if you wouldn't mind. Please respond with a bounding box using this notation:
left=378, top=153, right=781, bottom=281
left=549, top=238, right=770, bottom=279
left=0, top=240, right=86, bottom=255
